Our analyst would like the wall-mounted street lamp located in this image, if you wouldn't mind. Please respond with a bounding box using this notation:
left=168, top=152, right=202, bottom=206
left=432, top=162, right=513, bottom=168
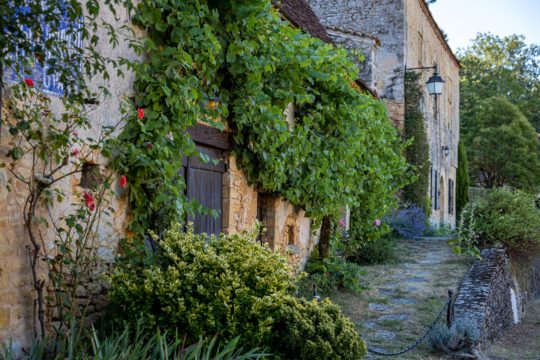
left=405, top=64, right=445, bottom=143
left=405, top=65, right=445, bottom=96
left=426, top=71, right=445, bottom=96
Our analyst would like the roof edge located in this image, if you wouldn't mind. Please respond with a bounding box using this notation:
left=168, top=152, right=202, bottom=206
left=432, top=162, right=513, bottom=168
left=418, top=0, right=461, bottom=68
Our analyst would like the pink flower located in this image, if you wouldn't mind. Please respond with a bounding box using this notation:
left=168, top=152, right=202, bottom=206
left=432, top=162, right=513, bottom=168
left=137, top=108, right=145, bottom=120
left=338, top=219, right=346, bottom=228
left=83, top=192, right=96, bottom=211
left=374, top=218, right=381, bottom=227
left=72, top=130, right=79, bottom=137
left=120, top=175, right=127, bottom=188
left=24, top=78, right=34, bottom=87
left=71, top=147, right=80, bottom=156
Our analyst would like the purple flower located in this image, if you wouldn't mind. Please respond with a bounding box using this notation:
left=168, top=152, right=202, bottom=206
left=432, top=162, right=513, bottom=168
left=374, top=218, right=381, bottom=227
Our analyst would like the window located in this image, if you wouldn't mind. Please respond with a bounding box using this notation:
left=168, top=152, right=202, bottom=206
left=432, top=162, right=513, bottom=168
left=431, top=169, right=439, bottom=210
left=4, top=1, right=83, bottom=96
left=448, top=179, right=454, bottom=215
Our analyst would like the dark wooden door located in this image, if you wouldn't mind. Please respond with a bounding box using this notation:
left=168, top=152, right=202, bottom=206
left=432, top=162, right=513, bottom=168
left=184, top=145, right=225, bottom=236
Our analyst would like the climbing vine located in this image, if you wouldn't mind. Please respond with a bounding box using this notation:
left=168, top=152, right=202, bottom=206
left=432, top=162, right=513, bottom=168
left=403, top=71, right=431, bottom=215
left=116, top=0, right=410, bottom=240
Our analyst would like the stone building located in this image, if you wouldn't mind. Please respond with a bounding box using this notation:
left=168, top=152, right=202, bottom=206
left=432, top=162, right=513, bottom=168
left=0, top=0, right=335, bottom=350
left=308, top=0, right=461, bottom=228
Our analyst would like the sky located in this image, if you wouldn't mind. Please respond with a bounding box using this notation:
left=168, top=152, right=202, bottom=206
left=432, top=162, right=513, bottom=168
left=429, top=0, right=540, bottom=53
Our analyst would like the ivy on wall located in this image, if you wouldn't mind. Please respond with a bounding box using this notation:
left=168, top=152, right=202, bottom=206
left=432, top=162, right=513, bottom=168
left=116, top=0, right=410, bottom=239
left=403, top=71, right=431, bottom=215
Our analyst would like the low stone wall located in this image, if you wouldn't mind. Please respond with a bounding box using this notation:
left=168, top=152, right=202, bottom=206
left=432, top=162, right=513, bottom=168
left=453, top=247, right=540, bottom=344
left=453, top=249, right=513, bottom=342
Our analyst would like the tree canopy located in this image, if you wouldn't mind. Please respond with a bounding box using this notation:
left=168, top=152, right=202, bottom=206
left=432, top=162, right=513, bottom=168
left=465, top=96, right=540, bottom=192
left=459, top=33, right=540, bottom=131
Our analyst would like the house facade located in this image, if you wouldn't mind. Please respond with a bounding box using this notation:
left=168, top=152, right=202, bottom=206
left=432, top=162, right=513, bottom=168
left=0, top=1, right=331, bottom=351
left=308, top=0, right=460, bottom=228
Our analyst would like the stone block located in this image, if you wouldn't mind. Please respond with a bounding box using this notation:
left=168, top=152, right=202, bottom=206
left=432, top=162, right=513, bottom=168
left=0, top=307, right=10, bottom=328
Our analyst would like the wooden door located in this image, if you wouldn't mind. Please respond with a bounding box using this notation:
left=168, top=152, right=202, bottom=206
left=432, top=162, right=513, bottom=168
left=184, top=145, right=225, bottom=236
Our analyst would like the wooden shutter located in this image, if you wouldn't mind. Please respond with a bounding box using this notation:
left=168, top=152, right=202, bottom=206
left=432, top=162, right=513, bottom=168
left=184, top=145, right=225, bottom=236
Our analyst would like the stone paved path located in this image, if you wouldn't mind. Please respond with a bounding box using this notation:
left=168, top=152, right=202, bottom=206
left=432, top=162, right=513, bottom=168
left=331, top=237, right=472, bottom=359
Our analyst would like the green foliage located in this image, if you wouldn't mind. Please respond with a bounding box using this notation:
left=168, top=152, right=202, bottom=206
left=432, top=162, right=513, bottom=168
left=345, top=204, right=395, bottom=261
left=110, top=224, right=292, bottom=347
left=117, top=0, right=410, bottom=239
left=427, top=323, right=452, bottom=354
left=464, top=96, right=540, bottom=192
left=268, top=297, right=367, bottom=360
left=450, top=202, right=481, bottom=258
left=456, top=140, right=470, bottom=216
left=0, top=321, right=265, bottom=360
left=297, top=245, right=366, bottom=296
left=345, top=236, right=399, bottom=265
left=110, top=225, right=365, bottom=358
left=473, top=188, right=540, bottom=251
left=424, top=224, right=454, bottom=237
left=403, top=71, right=431, bottom=216
left=459, top=33, right=540, bottom=131
left=428, top=319, right=479, bottom=354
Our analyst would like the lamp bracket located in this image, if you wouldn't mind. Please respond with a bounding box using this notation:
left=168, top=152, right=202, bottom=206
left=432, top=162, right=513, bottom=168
left=405, top=65, right=438, bottom=72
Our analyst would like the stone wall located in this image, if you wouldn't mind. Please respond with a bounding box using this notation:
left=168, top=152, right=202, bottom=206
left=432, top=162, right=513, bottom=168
left=0, top=2, right=323, bottom=353
left=309, top=0, right=460, bottom=228
left=308, top=0, right=407, bottom=127
left=222, top=156, right=318, bottom=270
left=453, top=249, right=513, bottom=342
left=453, top=248, right=540, bottom=345
left=405, top=0, right=460, bottom=228
left=0, top=4, right=136, bottom=352
left=259, top=195, right=318, bottom=270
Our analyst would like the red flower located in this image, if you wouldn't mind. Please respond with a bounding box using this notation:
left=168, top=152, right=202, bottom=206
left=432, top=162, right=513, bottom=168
left=120, top=175, right=127, bottom=188
left=146, top=142, right=154, bottom=150
left=24, top=78, right=34, bottom=87
left=71, top=147, right=80, bottom=156
left=137, top=108, right=144, bottom=120
left=83, top=192, right=96, bottom=211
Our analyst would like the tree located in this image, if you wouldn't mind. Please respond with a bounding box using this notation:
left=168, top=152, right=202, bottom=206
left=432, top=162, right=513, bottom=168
left=465, top=97, right=540, bottom=192
left=456, top=140, right=470, bottom=216
left=459, top=33, right=540, bottom=131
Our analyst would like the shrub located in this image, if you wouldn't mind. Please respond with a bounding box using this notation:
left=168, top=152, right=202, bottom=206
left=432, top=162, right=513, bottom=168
left=110, top=224, right=292, bottom=347
left=297, top=248, right=366, bottom=297
left=110, top=225, right=367, bottom=358
left=343, top=206, right=397, bottom=264
left=450, top=202, right=481, bottom=258
left=474, top=189, right=540, bottom=251
left=268, top=297, right=367, bottom=360
left=385, top=205, right=427, bottom=239
left=345, top=236, right=398, bottom=265
left=428, top=319, right=479, bottom=354
left=427, top=323, right=453, bottom=353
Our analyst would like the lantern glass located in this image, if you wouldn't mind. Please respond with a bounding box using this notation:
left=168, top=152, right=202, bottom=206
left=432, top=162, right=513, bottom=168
left=426, top=72, right=445, bottom=96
